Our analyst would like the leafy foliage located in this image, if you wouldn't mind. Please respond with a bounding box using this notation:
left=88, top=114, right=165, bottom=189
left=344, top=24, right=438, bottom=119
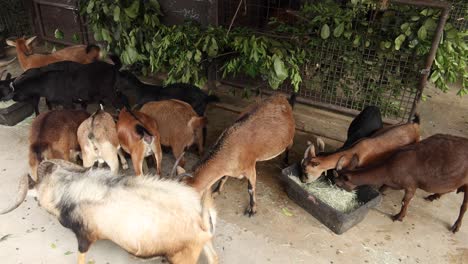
left=80, top=0, right=467, bottom=96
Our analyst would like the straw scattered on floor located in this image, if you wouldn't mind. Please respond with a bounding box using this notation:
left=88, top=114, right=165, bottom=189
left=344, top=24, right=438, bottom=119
left=289, top=174, right=361, bottom=213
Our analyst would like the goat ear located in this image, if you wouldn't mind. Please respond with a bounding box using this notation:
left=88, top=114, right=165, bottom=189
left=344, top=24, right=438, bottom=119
left=336, top=155, right=346, bottom=171
left=6, top=39, right=16, bottom=47
left=348, top=154, right=359, bottom=170
left=304, top=144, right=316, bottom=159
left=176, top=166, right=186, bottom=175
left=25, top=36, right=37, bottom=46
left=316, top=137, right=325, bottom=153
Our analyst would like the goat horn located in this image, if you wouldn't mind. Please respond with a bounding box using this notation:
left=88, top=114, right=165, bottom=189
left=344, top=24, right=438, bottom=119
left=0, top=57, right=17, bottom=68
left=176, top=172, right=193, bottom=182
left=0, top=173, right=29, bottom=214
left=170, top=152, right=185, bottom=178
left=0, top=69, right=6, bottom=80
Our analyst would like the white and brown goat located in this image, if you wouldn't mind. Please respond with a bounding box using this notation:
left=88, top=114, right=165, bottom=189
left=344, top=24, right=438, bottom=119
left=77, top=107, right=127, bottom=174
left=1, top=159, right=218, bottom=264
left=301, top=115, right=421, bottom=183
left=28, top=109, right=90, bottom=183
left=6, top=36, right=100, bottom=71
left=184, top=94, right=295, bottom=216
left=117, top=108, right=162, bottom=176
left=140, top=99, right=206, bottom=167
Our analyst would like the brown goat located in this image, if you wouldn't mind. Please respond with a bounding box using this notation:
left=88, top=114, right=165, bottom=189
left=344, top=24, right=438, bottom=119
left=140, top=100, right=206, bottom=167
left=301, top=115, right=420, bottom=183
left=77, top=107, right=128, bottom=174
left=6, top=37, right=100, bottom=71
left=117, top=108, right=162, bottom=176
left=186, top=94, right=295, bottom=216
left=334, top=134, right=468, bottom=233
left=29, top=109, right=90, bottom=182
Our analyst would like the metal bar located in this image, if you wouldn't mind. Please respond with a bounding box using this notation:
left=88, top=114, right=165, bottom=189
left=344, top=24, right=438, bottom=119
left=220, top=80, right=399, bottom=125
left=406, top=1, right=450, bottom=121
left=33, top=0, right=77, bottom=10
left=391, top=0, right=450, bottom=9
left=33, top=1, right=46, bottom=40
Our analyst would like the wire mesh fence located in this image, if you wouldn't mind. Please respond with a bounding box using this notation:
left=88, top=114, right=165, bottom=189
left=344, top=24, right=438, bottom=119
left=450, top=0, right=467, bottom=31
left=216, top=0, right=455, bottom=122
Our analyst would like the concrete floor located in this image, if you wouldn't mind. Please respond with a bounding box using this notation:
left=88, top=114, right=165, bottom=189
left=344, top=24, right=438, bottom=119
left=0, top=54, right=467, bottom=264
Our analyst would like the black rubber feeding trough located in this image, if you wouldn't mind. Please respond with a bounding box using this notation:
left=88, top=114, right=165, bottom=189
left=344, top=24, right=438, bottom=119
left=280, top=163, right=381, bottom=234
left=0, top=102, right=34, bottom=126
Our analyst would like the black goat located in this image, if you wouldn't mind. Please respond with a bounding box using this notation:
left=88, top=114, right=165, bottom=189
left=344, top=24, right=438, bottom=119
left=120, top=71, right=219, bottom=117
left=341, top=105, right=383, bottom=149
left=0, top=59, right=132, bottom=115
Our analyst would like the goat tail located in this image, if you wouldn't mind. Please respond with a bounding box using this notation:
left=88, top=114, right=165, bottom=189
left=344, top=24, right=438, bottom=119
left=108, top=54, right=122, bottom=70
left=412, top=113, right=420, bottom=124
left=288, top=92, right=297, bottom=109
left=135, top=124, right=153, bottom=144
left=201, top=190, right=217, bottom=235
left=30, top=142, right=49, bottom=163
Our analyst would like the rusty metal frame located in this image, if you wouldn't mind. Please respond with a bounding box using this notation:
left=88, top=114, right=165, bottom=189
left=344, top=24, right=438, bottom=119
left=33, top=0, right=89, bottom=46
left=392, top=0, right=451, bottom=122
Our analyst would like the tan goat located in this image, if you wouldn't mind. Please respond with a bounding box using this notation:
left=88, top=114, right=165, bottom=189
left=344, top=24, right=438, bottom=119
left=29, top=109, right=90, bottom=182
left=77, top=107, right=128, bottom=174
left=6, top=36, right=100, bottom=71
left=185, top=94, right=295, bottom=216
left=140, top=99, right=206, bottom=167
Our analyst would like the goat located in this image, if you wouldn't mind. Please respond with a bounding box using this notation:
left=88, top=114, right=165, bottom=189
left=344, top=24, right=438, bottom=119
left=28, top=109, right=90, bottom=183
left=120, top=71, right=219, bottom=145
left=342, top=106, right=383, bottom=149
left=184, top=94, right=295, bottom=216
left=301, top=114, right=420, bottom=183
left=0, top=59, right=132, bottom=115
left=117, top=108, right=162, bottom=176
left=140, top=100, right=207, bottom=168
left=334, top=134, right=468, bottom=233
left=77, top=106, right=128, bottom=175
left=6, top=36, right=100, bottom=71
left=1, top=159, right=218, bottom=264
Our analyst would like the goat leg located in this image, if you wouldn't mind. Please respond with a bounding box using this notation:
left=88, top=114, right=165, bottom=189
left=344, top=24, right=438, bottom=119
left=31, top=97, right=40, bottom=116
left=424, top=191, right=450, bottom=202
left=244, top=168, right=257, bottom=217
left=45, top=99, right=53, bottom=110
left=117, top=149, right=128, bottom=170
left=212, top=176, right=228, bottom=197
left=451, top=185, right=467, bottom=233
left=392, top=188, right=415, bottom=222
left=379, top=185, right=389, bottom=194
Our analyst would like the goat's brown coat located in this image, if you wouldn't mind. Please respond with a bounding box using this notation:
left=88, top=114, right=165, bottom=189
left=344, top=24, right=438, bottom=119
left=187, top=94, right=295, bottom=216
left=335, top=134, right=468, bottom=233
left=6, top=37, right=100, bottom=71
left=140, top=100, right=206, bottom=167
left=301, top=119, right=420, bottom=182
left=117, top=108, right=162, bottom=176
left=29, top=109, right=90, bottom=182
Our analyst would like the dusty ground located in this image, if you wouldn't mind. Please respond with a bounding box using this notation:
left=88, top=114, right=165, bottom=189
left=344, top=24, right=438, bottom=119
left=0, top=52, right=467, bottom=264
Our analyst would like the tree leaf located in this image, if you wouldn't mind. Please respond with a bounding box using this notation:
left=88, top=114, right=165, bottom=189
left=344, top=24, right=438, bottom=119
left=417, top=26, right=427, bottom=40
left=64, top=251, right=73, bottom=255
left=394, top=34, right=406, bottom=50
left=321, top=24, right=330, bottom=39
left=50, top=243, right=57, bottom=249
left=124, top=1, right=140, bottom=19
left=86, top=1, right=94, bottom=14
left=113, top=6, right=120, bottom=22
left=194, top=50, right=202, bottom=63
left=273, top=56, right=288, bottom=80
left=333, top=23, right=344, bottom=38
left=54, top=29, right=64, bottom=40
left=282, top=207, right=294, bottom=217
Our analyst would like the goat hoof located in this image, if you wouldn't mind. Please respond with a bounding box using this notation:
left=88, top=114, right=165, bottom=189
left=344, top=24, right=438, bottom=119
left=391, top=214, right=403, bottom=222
left=244, top=207, right=257, bottom=217
left=450, top=222, right=460, bottom=233
left=424, top=194, right=439, bottom=202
